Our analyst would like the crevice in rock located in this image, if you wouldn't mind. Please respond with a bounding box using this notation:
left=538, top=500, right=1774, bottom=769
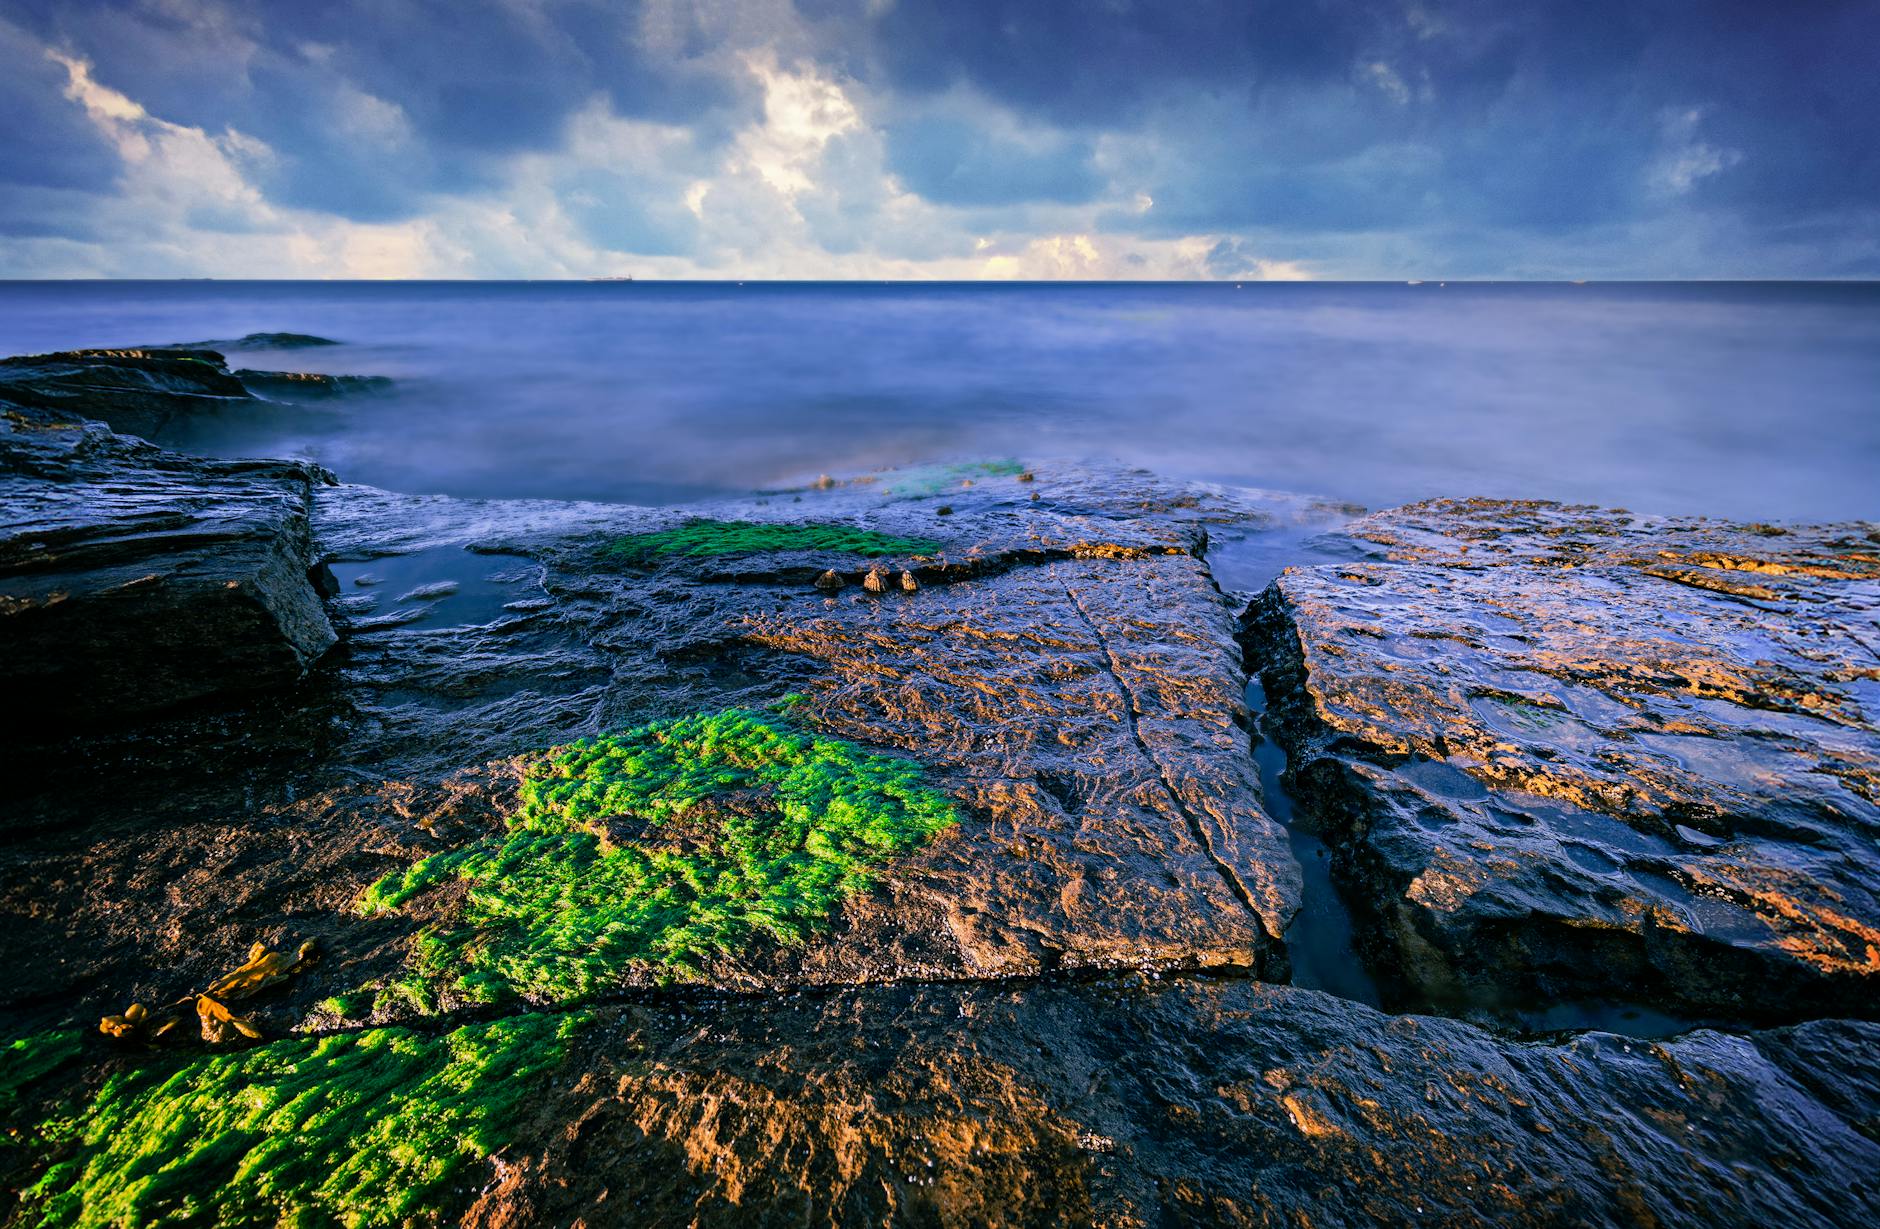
left=1239, top=580, right=1869, bottom=1038
left=1052, top=569, right=1273, bottom=946
left=1241, top=674, right=1382, bottom=1008
left=286, top=962, right=1272, bottom=1047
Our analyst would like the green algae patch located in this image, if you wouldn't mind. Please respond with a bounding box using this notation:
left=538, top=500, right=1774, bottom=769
left=603, top=518, right=940, bottom=567
left=362, top=708, right=959, bottom=1002
left=880, top=459, right=1025, bottom=498
left=20, top=1013, right=585, bottom=1229
left=2, top=1031, right=84, bottom=1123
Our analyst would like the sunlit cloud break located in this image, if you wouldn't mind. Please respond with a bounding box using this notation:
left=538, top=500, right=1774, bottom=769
left=0, top=0, right=1874, bottom=279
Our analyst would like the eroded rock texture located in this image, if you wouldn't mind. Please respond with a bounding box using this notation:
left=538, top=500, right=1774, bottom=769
left=0, top=348, right=259, bottom=440
left=0, top=343, right=386, bottom=439
left=6, top=425, right=1878, bottom=1228
left=1250, top=498, right=1880, bottom=1022
left=324, top=462, right=1305, bottom=999
left=0, top=407, right=337, bottom=730
left=469, top=979, right=1880, bottom=1229
left=0, top=461, right=1312, bottom=1034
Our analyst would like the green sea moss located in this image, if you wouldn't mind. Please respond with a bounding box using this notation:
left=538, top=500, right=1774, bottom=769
left=880, top=459, right=1025, bottom=498
left=1, top=1031, right=84, bottom=1122
left=21, top=1013, right=585, bottom=1229
left=603, top=519, right=940, bottom=567
left=361, top=708, right=959, bottom=1003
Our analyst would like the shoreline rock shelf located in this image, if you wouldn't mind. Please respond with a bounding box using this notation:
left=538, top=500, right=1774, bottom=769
left=0, top=411, right=337, bottom=729
left=1, top=350, right=1877, bottom=1227
left=1246, top=498, right=1880, bottom=1026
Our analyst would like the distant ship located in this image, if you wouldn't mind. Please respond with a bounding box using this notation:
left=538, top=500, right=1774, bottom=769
left=587, top=275, right=635, bottom=282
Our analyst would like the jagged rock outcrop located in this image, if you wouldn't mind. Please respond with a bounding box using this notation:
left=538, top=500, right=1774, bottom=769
left=0, top=341, right=388, bottom=439
left=0, top=348, right=253, bottom=438
left=1248, top=498, right=1880, bottom=1023
left=0, top=406, right=337, bottom=731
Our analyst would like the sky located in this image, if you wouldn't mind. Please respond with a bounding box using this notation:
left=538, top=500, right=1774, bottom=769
left=0, top=0, right=1874, bottom=280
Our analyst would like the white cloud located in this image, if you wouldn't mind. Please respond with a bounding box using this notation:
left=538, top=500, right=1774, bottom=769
left=1364, top=61, right=1412, bottom=106
left=13, top=35, right=1320, bottom=281
left=1648, top=106, right=1744, bottom=196
left=734, top=52, right=862, bottom=197
left=32, top=48, right=450, bottom=277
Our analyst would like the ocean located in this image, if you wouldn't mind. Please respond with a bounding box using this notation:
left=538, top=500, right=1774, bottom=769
left=2, top=280, right=1875, bottom=522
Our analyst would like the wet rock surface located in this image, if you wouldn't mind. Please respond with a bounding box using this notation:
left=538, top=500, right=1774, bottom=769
left=0, top=341, right=387, bottom=439
left=309, top=461, right=1309, bottom=1000
left=469, top=979, right=1880, bottom=1229
left=2, top=401, right=1877, bottom=1229
left=0, top=348, right=253, bottom=439
left=232, top=369, right=393, bottom=400
left=1249, top=498, right=1880, bottom=1024
left=0, top=407, right=337, bottom=732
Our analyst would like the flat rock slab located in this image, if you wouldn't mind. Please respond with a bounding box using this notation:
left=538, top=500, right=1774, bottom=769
left=468, top=978, right=1880, bottom=1229
left=1251, top=498, right=1880, bottom=1022
left=0, top=409, right=337, bottom=731
left=0, top=461, right=1310, bottom=1032
left=339, top=461, right=1305, bottom=1001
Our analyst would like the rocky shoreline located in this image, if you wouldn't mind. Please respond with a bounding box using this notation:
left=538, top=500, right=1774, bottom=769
left=2, top=342, right=1876, bottom=1227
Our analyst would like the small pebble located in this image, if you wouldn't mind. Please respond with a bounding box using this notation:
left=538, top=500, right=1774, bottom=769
left=936, top=505, right=953, bottom=516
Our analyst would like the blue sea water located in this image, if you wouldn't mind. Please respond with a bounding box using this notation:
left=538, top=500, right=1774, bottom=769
left=1, top=280, right=1875, bottom=521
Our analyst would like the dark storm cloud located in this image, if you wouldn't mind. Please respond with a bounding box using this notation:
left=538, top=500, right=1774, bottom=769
left=4, top=0, right=748, bottom=222
left=858, top=0, right=1880, bottom=241
left=2, top=0, right=1875, bottom=273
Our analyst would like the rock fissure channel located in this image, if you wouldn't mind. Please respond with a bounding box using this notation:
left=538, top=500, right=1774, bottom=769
left=4, top=361, right=1879, bottom=1228
left=1056, top=571, right=1272, bottom=936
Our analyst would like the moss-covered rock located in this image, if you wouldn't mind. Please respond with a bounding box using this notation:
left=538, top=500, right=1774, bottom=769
left=18, top=1013, right=585, bottom=1229
left=603, top=519, right=940, bottom=568
left=361, top=707, right=959, bottom=1003
left=879, top=458, right=1026, bottom=497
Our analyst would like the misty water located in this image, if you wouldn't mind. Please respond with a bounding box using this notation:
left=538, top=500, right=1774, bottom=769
left=2, top=280, right=1876, bottom=521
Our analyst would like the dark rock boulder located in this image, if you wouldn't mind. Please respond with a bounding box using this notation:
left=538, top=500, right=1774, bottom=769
left=0, top=343, right=390, bottom=439
left=1248, top=498, right=1880, bottom=1024
left=0, top=406, right=338, bottom=732
left=0, top=348, right=254, bottom=438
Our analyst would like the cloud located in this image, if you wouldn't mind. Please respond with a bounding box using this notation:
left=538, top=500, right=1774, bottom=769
left=882, top=93, right=1103, bottom=207
left=1648, top=107, right=1744, bottom=197
left=0, top=0, right=1874, bottom=277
